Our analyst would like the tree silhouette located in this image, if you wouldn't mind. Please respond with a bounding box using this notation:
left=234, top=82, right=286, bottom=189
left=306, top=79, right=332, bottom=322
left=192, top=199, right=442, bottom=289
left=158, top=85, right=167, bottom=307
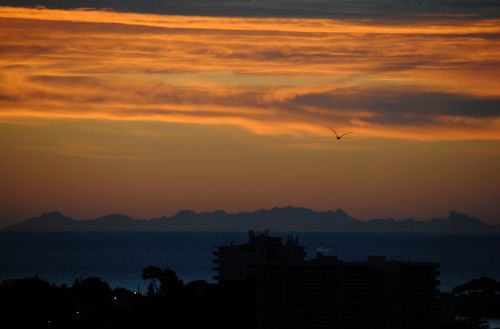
left=142, top=266, right=163, bottom=294
left=142, top=266, right=183, bottom=295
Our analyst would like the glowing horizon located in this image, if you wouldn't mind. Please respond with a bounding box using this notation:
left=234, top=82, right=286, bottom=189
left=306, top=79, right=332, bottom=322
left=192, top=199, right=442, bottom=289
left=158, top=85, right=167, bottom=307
left=1, top=6, right=499, bottom=225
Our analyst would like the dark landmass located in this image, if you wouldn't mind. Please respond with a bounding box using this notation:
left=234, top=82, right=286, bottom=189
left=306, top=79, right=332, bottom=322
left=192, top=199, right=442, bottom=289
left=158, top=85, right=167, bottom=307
left=0, top=269, right=256, bottom=329
left=452, top=277, right=500, bottom=319
left=4, top=207, right=500, bottom=233
left=1, top=269, right=498, bottom=329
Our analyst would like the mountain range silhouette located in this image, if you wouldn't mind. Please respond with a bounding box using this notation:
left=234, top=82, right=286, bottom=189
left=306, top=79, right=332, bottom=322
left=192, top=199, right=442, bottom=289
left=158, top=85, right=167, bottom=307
left=4, top=207, right=499, bottom=233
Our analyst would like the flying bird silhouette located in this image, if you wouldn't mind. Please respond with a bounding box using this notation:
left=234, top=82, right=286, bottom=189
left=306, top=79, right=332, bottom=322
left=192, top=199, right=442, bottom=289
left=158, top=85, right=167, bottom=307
left=330, top=128, right=352, bottom=140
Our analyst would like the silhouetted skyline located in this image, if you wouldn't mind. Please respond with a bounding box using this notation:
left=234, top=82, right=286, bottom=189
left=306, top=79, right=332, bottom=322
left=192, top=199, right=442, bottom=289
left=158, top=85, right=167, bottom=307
left=1, top=3, right=499, bottom=328
left=1, top=231, right=499, bottom=328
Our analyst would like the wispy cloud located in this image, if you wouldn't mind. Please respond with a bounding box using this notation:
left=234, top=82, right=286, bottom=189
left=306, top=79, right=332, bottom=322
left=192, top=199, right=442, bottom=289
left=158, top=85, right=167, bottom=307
left=1, top=1, right=500, bottom=19
left=1, top=7, right=499, bottom=140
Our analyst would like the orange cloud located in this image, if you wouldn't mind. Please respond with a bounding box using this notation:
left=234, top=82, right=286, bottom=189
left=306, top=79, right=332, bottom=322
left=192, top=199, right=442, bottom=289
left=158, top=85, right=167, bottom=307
left=1, top=6, right=500, bottom=140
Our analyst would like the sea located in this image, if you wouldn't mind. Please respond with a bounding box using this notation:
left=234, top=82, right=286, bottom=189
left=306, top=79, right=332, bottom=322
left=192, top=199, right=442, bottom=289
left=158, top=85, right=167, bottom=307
left=0, top=232, right=499, bottom=294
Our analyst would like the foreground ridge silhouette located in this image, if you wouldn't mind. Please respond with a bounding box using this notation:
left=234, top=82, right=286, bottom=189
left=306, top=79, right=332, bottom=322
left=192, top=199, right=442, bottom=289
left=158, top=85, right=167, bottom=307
left=1, top=232, right=499, bottom=329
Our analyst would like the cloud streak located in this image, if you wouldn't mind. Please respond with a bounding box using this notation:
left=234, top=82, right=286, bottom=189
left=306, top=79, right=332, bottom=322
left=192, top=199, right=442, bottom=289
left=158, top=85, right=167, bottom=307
left=2, top=0, right=500, bottom=19
left=1, top=7, right=500, bottom=140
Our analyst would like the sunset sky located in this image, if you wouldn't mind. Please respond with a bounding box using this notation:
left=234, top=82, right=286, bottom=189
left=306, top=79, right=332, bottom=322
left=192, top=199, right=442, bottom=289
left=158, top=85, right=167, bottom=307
left=1, top=1, right=499, bottom=226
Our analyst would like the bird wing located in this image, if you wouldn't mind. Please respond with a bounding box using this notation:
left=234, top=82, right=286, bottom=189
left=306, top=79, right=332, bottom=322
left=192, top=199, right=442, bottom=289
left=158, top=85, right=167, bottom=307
left=330, top=128, right=339, bottom=137
left=340, top=132, right=352, bottom=137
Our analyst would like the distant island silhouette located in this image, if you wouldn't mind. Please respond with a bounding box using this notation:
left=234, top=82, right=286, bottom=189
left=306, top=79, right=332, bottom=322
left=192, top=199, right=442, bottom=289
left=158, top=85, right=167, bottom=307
left=5, top=207, right=500, bottom=233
